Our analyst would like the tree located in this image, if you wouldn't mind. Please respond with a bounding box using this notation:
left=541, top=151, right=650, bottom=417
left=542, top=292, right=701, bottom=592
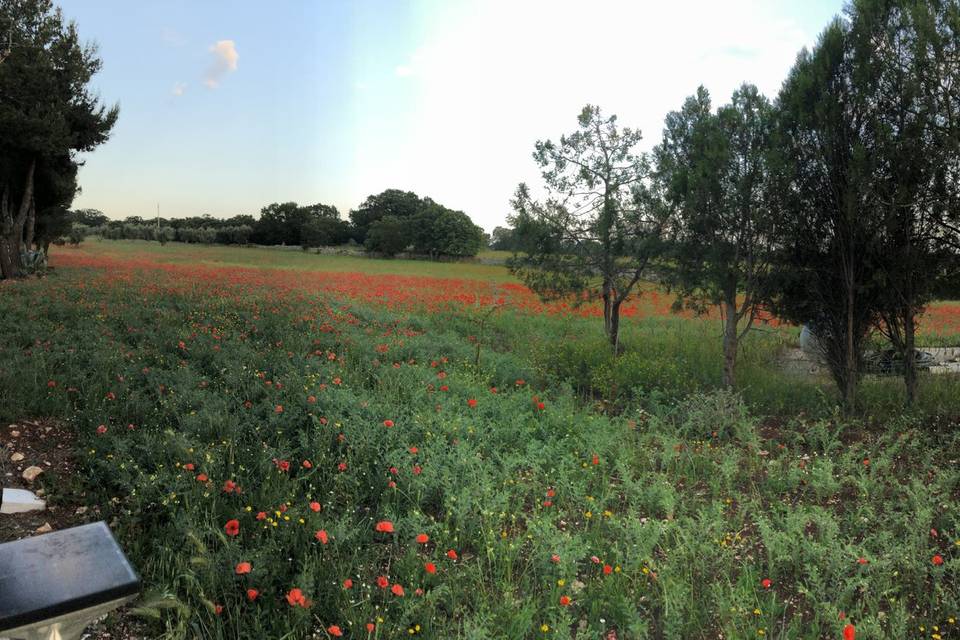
left=301, top=216, right=352, bottom=250
left=253, top=202, right=300, bottom=245
left=349, top=189, right=422, bottom=243
left=364, top=216, right=410, bottom=256
left=0, top=0, right=118, bottom=278
left=848, top=0, right=960, bottom=405
left=654, top=84, right=777, bottom=387
left=72, top=208, right=108, bottom=227
left=508, top=105, right=664, bottom=352
left=490, top=226, right=522, bottom=251
left=410, top=204, right=484, bottom=258
left=767, top=19, right=888, bottom=411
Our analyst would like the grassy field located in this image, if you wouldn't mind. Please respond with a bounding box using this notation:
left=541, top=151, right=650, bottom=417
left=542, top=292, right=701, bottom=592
left=0, top=240, right=958, bottom=639
left=65, top=239, right=519, bottom=282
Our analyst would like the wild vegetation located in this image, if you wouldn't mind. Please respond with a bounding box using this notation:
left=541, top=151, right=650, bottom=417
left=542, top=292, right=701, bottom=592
left=1, top=244, right=959, bottom=639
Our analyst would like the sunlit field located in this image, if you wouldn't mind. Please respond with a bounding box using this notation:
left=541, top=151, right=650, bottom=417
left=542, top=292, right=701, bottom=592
left=0, top=241, right=957, bottom=639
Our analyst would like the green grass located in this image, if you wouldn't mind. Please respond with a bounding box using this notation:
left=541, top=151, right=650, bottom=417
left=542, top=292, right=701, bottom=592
left=73, top=238, right=518, bottom=282
left=1, top=243, right=958, bottom=638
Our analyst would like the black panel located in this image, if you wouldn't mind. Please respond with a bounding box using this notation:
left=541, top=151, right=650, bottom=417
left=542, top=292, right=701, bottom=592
left=0, top=521, right=140, bottom=630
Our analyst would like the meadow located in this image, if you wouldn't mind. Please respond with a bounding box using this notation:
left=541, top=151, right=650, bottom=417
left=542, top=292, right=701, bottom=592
left=0, top=240, right=958, bottom=639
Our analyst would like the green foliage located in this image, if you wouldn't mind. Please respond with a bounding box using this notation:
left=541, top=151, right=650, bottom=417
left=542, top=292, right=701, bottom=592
left=364, top=215, right=411, bottom=256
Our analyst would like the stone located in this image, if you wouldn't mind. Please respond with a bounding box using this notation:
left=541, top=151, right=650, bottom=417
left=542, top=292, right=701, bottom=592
left=0, top=488, right=46, bottom=514
left=35, top=522, right=53, bottom=533
left=21, top=465, right=44, bottom=482
left=75, top=506, right=88, bottom=515
left=9, top=430, right=19, bottom=438
left=9, top=452, right=24, bottom=462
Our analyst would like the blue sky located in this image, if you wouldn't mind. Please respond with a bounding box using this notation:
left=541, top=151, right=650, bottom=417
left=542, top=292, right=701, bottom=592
left=61, top=0, right=844, bottom=231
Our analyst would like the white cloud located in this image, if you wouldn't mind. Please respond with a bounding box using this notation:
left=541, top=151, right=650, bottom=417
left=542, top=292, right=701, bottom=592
left=204, top=40, right=239, bottom=89
left=171, top=82, right=187, bottom=97
left=394, top=65, right=413, bottom=78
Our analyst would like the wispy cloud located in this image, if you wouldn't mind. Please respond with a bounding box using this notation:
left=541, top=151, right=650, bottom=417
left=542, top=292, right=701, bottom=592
left=204, top=40, right=239, bottom=88
left=171, top=82, right=187, bottom=97
left=394, top=65, right=413, bottom=78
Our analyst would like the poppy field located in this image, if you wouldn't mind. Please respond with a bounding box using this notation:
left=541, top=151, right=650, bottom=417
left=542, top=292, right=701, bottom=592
left=0, top=242, right=959, bottom=639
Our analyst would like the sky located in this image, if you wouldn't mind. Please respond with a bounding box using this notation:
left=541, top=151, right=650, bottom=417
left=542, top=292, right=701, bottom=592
left=60, top=0, right=845, bottom=232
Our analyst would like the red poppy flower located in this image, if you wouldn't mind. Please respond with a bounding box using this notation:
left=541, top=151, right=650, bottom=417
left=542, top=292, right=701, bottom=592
left=592, top=454, right=600, bottom=465
left=246, top=588, right=259, bottom=601
left=447, top=549, right=458, bottom=560
left=328, top=626, right=343, bottom=637
left=467, top=398, right=477, bottom=408
left=367, top=623, right=375, bottom=632
left=274, top=405, right=283, bottom=414
left=383, top=419, right=394, bottom=428
left=391, top=583, right=405, bottom=596
left=390, top=466, right=399, bottom=475
left=843, top=624, right=856, bottom=640
left=440, top=385, right=449, bottom=391
left=425, top=562, right=437, bottom=574
left=338, top=462, right=348, bottom=472
left=307, top=395, right=316, bottom=403
left=542, top=500, right=553, bottom=507
left=286, top=588, right=307, bottom=607
left=310, top=501, right=322, bottom=512
left=537, top=402, right=546, bottom=411
left=375, top=520, right=395, bottom=533
left=224, top=519, right=240, bottom=537
left=214, top=604, right=223, bottom=615
left=256, top=511, right=266, bottom=521
left=235, top=562, right=251, bottom=575
left=761, top=578, right=771, bottom=588
left=342, top=579, right=353, bottom=589
left=603, top=564, right=613, bottom=575
left=223, top=480, right=237, bottom=493
left=559, top=595, right=571, bottom=606
left=413, top=465, right=422, bottom=475
left=409, top=446, right=418, bottom=454
left=96, top=425, right=108, bottom=435
left=302, top=460, right=313, bottom=469
left=550, top=554, right=560, bottom=563
left=416, top=533, right=429, bottom=544
left=857, top=557, right=868, bottom=565
left=590, top=556, right=600, bottom=564
left=376, top=576, right=389, bottom=588
left=933, top=554, right=944, bottom=566
left=183, top=463, right=195, bottom=471
left=388, top=480, right=397, bottom=488
left=47, top=380, right=57, bottom=388
left=315, top=530, right=329, bottom=544
left=196, top=473, right=208, bottom=482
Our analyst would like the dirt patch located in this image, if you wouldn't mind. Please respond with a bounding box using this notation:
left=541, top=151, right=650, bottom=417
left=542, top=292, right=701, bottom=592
left=0, top=418, right=148, bottom=639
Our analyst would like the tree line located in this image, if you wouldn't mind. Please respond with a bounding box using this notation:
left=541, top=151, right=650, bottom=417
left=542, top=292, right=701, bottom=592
left=507, top=0, right=960, bottom=411
left=64, top=188, right=487, bottom=258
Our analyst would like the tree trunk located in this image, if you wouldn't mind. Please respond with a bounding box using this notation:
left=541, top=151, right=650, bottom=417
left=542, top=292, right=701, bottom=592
left=609, top=299, right=621, bottom=354
left=23, top=199, right=36, bottom=252
left=722, top=296, right=738, bottom=388
left=903, top=306, right=917, bottom=406
left=0, top=158, right=36, bottom=280
left=843, top=274, right=858, bottom=413
left=602, top=278, right=613, bottom=338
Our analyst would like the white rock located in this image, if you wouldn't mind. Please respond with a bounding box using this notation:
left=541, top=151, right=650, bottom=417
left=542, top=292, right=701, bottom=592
left=0, top=487, right=46, bottom=514
left=35, top=522, right=53, bottom=533
left=75, top=506, right=88, bottom=515
left=21, top=465, right=44, bottom=482
left=9, top=452, right=24, bottom=462
left=10, top=430, right=20, bottom=437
